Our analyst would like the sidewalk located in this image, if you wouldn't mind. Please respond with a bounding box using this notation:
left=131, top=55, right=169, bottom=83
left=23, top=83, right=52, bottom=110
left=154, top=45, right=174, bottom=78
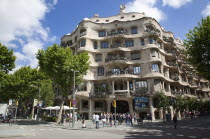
left=0, top=124, right=33, bottom=138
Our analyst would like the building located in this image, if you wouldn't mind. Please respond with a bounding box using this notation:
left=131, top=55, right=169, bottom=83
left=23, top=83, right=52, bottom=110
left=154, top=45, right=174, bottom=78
left=60, top=5, right=210, bottom=120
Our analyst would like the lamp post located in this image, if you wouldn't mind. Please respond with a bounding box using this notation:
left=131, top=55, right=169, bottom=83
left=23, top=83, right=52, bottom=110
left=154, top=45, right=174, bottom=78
left=71, top=69, right=79, bottom=128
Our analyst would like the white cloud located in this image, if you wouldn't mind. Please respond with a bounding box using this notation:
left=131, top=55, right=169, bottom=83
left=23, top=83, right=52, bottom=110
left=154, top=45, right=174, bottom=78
left=202, top=3, right=210, bottom=16
left=162, top=0, right=192, bottom=8
left=126, top=0, right=165, bottom=22
left=0, top=0, right=58, bottom=71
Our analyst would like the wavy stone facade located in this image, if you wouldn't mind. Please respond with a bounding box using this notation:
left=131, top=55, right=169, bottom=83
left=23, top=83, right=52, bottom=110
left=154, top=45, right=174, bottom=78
left=60, top=7, right=210, bottom=120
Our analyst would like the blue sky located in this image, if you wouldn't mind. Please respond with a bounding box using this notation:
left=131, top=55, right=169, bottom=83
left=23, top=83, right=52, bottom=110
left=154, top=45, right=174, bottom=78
left=0, top=0, right=210, bottom=71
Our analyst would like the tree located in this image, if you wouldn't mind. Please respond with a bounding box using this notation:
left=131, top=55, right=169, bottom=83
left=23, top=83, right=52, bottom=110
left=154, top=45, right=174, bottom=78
left=0, top=43, right=16, bottom=74
left=155, top=91, right=170, bottom=121
left=36, top=44, right=89, bottom=123
left=184, top=16, right=210, bottom=80
left=174, top=96, right=188, bottom=118
left=1, top=66, right=54, bottom=117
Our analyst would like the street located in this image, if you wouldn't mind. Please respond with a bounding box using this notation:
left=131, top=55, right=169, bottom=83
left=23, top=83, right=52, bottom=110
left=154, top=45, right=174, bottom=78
left=1, top=116, right=210, bottom=139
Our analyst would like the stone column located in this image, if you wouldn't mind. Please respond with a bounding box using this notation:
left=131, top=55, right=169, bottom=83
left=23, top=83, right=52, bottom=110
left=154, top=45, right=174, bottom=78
left=149, top=97, right=155, bottom=120
left=159, top=108, right=163, bottom=120
left=170, top=106, right=174, bottom=120
left=133, top=80, right=136, bottom=92
left=88, top=99, right=93, bottom=120
left=128, top=99, right=134, bottom=115
left=112, top=81, right=115, bottom=94
left=127, top=80, right=130, bottom=96
left=107, top=100, right=112, bottom=114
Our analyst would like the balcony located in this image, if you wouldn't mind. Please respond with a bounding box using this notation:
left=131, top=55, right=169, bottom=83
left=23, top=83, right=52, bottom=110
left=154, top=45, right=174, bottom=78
left=165, top=49, right=176, bottom=56
left=90, top=91, right=111, bottom=98
left=163, top=36, right=174, bottom=44
left=105, top=56, right=128, bottom=62
left=170, top=74, right=180, bottom=81
left=166, top=61, right=178, bottom=67
left=131, top=87, right=148, bottom=96
left=110, top=43, right=124, bottom=48
left=144, top=28, right=161, bottom=36
left=114, top=91, right=128, bottom=96
left=107, top=29, right=128, bottom=36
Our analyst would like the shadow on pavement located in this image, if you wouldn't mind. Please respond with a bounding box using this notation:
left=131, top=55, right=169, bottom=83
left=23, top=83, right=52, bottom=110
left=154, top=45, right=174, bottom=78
left=17, top=119, right=49, bottom=125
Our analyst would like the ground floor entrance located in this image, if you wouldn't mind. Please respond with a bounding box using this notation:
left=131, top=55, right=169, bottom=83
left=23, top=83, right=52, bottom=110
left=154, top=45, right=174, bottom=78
left=111, top=100, right=129, bottom=114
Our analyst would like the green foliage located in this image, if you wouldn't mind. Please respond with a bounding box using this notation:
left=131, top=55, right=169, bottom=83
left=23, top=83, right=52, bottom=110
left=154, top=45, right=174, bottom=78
left=155, top=91, right=170, bottom=111
left=174, top=96, right=188, bottom=112
left=36, top=44, right=90, bottom=97
left=0, top=43, right=16, bottom=74
left=1, top=66, right=54, bottom=106
left=184, top=16, right=210, bottom=80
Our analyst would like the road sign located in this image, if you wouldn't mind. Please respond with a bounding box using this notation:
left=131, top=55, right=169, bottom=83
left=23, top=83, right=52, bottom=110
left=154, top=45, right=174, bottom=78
left=9, top=99, right=12, bottom=105
left=72, top=100, right=76, bottom=106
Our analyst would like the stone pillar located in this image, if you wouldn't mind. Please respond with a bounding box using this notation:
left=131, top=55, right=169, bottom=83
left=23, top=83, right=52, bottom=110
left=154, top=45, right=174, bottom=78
left=127, top=80, right=130, bottom=96
left=128, top=99, right=134, bottom=115
left=107, top=100, right=112, bottom=114
left=112, top=81, right=115, bottom=94
left=170, top=106, right=174, bottom=120
left=149, top=97, right=155, bottom=120
left=88, top=99, right=93, bottom=120
left=159, top=109, right=163, bottom=120
left=133, top=80, right=136, bottom=92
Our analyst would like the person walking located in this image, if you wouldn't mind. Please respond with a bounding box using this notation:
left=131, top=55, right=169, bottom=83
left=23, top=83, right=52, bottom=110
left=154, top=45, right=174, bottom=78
left=101, top=114, right=106, bottom=128
left=173, top=114, right=178, bottom=129
left=92, top=114, right=96, bottom=125
left=95, top=113, right=100, bottom=129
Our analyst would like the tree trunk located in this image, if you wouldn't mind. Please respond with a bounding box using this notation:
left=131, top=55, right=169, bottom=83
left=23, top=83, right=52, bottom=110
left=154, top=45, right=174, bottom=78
left=56, top=98, right=64, bottom=124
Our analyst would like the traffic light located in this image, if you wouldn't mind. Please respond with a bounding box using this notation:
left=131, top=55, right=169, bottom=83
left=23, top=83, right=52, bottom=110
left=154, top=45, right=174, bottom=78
left=112, top=100, right=116, bottom=107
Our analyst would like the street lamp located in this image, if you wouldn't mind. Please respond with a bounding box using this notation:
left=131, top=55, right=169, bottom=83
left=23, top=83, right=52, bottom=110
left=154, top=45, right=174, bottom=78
left=70, top=69, right=79, bottom=128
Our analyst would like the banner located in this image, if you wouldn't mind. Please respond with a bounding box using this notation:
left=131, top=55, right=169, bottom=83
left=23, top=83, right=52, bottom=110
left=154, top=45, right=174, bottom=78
left=134, top=97, right=148, bottom=111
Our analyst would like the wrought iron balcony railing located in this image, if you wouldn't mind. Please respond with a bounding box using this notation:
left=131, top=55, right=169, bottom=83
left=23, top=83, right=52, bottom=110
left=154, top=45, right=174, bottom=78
left=89, top=91, right=111, bottom=98
left=107, top=29, right=128, bottom=36
left=105, top=56, right=128, bottom=62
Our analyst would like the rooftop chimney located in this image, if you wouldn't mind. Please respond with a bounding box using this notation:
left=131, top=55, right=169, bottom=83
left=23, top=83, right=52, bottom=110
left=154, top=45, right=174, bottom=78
left=120, top=4, right=126, bottom=14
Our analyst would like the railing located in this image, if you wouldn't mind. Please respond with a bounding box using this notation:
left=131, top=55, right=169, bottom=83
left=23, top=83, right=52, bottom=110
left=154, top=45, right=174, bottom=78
left=144, top=28, right=161, bottom=36
left=90, top=91, right=111, bottom=98
left=165, top=49, right=176, bottom=55
left=114, top=91, right=128, bottom=96
left=105, top=56, right=128, bottom=62
left=163, top=36, right=174, bottom=43
left=80, top=31, right=86, bottom=37
left=130, top=87, right=148, bottom=96
left=170, top=74, right=180, bottom=81
left=107, top=29, right=128, bottom=36
left=167, top=61, right=178, bottom=67
left=110, top=43, right=124, bottom=48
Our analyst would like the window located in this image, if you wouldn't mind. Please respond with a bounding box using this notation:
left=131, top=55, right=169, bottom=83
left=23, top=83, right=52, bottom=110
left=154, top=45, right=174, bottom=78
left=152, top=64, right=159, bottom=72
left=131, top=52, right=140, bottom=60
left=80, top=39, right=86, bottom=47
left=125, top=40, right=134, bottom=47
left=149, top=37, right=156, bottom=44
left=95, top=54, right=102, bottom=62
left=95, top=84, right=109, bottom=92
left=135, top=81, right=148, bottom=89
left=77, top=82, right=87, bottom=91
left=67, top=40, right=73, bottom=46
left=95, top=102, right=104, bottom=108
left=141, top=39, right=145, bottom=46
left=157, top=42, right=161, bottom=48
left=82, top=101, right=88, bottom=108
left=151, top=49, right=158, bottom=57
left=98, top=31, right=106, bottom=37
left=133, top=66, right=141, bottom=74
left=97, top=67, right=104, bottom=76
left=131, top=27, right=138, bottom=34
left=93, top=41, right=97, bottom=49
left=112, top=68, right=121, bottom=75
left=100, top=41, right=109, bottom=48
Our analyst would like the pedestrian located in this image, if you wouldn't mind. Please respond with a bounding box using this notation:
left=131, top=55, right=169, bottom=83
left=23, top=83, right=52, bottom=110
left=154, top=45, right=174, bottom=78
left=173, top=114, right=178, bottom=129
left=82, top=119, right=86, bottom=128
left=109, top=114, right=113, bottom=127
left=92, top=113, right=96, bottom=125
left=101, top=114, right=106, bottom=128
left=95, top=113, right=100, bottom=129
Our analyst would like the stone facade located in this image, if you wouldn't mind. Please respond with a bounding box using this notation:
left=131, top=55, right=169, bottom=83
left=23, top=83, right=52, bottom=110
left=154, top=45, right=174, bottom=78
left=60, top=6, right=210, bottom=120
